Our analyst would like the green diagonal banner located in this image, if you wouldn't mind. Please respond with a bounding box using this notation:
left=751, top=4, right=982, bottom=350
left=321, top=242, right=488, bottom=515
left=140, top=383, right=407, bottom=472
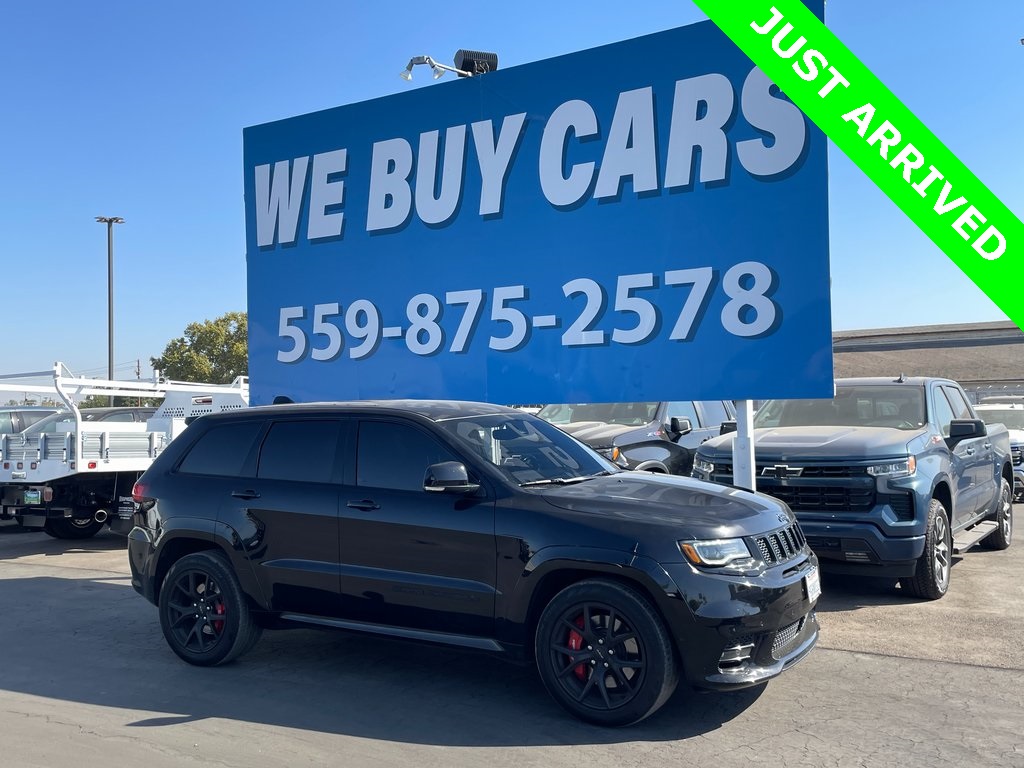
left=692, top=0, right=1022, bottom=330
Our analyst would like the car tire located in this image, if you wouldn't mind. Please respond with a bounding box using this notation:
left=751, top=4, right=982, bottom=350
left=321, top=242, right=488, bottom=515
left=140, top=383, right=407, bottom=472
left=534, top=579, right=678, bottom=726
left=158, top=551, right=262, bottom=666
left=982, top=478, right=1013, bottom=551
left=900, top=498, right=952, bottom=600
left=44, top=517, right=104, bottom=540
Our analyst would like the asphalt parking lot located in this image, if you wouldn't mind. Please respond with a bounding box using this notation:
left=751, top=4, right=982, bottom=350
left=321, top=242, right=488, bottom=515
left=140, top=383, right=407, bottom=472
left=0, top=512, right=1021, bottom=768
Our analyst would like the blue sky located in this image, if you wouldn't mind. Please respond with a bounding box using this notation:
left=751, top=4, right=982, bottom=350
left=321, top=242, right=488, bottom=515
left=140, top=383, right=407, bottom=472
left=1, top=1, right=1019, bottom=379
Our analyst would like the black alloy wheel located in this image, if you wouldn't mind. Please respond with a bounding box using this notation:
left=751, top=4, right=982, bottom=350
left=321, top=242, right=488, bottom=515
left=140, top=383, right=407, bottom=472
left=535, top=580, right=678, bottom=726
left=158, top=551, right=261, bottom=666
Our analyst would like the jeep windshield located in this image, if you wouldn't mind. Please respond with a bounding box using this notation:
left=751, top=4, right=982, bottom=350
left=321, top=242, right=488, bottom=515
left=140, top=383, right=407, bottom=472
left=436, top=413, right=615, bottom=486
left=536, top=402, right=658, bottom=426
left=754, top=386, right=926, bottom=430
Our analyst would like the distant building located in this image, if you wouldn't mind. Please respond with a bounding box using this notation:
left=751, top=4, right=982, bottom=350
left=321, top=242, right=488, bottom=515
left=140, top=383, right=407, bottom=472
left=833, top=321, right=1024, bottom=402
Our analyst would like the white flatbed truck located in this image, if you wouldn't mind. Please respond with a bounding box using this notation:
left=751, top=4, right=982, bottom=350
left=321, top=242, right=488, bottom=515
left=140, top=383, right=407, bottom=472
left=0, top=363, right=248, bottom=538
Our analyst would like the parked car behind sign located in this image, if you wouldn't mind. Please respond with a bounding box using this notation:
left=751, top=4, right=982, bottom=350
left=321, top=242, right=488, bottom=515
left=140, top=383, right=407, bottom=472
left=0, top=406, right=60, bottom=436
left=974, top=403, right=1024, bottom=501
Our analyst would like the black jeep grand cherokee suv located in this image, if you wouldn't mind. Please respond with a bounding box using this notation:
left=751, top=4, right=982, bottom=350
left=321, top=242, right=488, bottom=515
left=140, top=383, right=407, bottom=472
left=128, top=400, right=819, bottom=726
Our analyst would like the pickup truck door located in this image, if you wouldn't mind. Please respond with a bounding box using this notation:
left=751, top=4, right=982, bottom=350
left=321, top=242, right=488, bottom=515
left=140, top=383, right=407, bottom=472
left=667, top=401, right=722, bottom=445
left=935, top=385, right=989, bottom=523
left=944, top=385, right=998, bottom=519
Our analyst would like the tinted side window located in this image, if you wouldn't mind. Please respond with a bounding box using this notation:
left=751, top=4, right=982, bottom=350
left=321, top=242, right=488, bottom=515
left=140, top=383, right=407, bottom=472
left=699, top=401, right=729, bottom=426
left=358, top=421, right=457, bottom=492
left=258, top=420, right=341, bottom=484
left=666, top=401, right=698, bottom=426
left=942, top=386, right=972, bottom=420
left=19, top=411, right=52, bottom=430
left=932, top=390, right=956, bottom=438
left=0, top=413, right=13, bottom=434
left=101, top=412, right=136, bottom=422
left=178, top=421, right=262, bottom=477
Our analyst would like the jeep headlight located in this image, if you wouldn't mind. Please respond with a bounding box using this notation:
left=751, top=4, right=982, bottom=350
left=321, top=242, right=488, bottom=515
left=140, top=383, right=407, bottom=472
left=678, top=537, right=755, bottom=568
left=866, top=456, right=917, bottom=478
left=693, top=456, right=715, bottom=475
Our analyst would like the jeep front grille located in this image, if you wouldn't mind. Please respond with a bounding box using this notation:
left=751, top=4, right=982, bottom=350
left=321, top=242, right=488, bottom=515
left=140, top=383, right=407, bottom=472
left=754, top=523, right=806, bottom=565
left=771, top=615, right=806, bottom=660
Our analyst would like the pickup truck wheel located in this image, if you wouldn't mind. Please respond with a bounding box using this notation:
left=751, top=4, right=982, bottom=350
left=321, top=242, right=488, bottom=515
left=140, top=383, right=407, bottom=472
left=44, top=517, right=104, bottom=540
left=981, top=478, right=1013, bottom=551
left=534, top=579, right=678, bottom=726
left=158, top=551, right=261, bottom=666
left=900, top=499, right=952, bottom=600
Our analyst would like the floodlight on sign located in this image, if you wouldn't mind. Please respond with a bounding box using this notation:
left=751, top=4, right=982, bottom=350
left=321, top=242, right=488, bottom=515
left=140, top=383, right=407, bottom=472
left=454, top=49, right=498, bottom=76
left=399, top=52, right=492, bottom=82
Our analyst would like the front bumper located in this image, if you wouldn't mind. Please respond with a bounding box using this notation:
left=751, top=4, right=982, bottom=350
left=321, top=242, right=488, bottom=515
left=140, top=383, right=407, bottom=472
left=659, top=554, right=820, bottom=690
left=798, top=517, right=925, bottom=576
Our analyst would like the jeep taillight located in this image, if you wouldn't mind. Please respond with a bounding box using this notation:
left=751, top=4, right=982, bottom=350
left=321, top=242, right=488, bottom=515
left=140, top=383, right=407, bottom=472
left=132, top=481, right=149, bottom=503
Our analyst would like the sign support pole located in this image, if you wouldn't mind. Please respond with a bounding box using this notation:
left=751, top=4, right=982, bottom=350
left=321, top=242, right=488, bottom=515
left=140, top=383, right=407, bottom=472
left=732, top=400, right=756, bottom=491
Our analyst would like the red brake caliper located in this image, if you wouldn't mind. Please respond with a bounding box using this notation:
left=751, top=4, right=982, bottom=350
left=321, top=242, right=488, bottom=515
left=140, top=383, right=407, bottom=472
left=567, top=616, right=587, bottom=680
left=212, top=602, right=225, bottom=632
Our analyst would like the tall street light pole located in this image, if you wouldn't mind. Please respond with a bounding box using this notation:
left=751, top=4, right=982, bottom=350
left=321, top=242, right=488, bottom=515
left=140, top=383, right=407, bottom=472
left=95, top=216, right=124, bottom=404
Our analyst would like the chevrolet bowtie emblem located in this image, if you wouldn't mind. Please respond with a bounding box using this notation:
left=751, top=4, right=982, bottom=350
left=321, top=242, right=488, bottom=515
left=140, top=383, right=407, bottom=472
left=762, top=464, right=803, bottom=480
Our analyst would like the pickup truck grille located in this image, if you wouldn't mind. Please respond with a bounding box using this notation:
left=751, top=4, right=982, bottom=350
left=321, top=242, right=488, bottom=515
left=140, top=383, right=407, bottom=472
left=763, top=484, right=875, bottom=512
left=704, top=463, right=877, bottom=513
left=709, top=463, right=869, bottom=479
left=753, top=523, right=806, bottom=565
left=1013, top=446, right=1022, bottom=467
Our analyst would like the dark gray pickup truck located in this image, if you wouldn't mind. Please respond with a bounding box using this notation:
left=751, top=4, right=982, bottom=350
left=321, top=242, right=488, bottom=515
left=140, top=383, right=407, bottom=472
left=692, top=377, right=1013, bottom=599
left=537, top=400, right=735, bottom=476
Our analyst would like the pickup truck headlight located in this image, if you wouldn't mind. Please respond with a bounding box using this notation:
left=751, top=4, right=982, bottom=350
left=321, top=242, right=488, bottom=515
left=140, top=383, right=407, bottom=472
left=679, top=537, right=755, bottom=568
left=866, top=456, right=917, bottom=478
left=693, top=456, right=715, bottom=475
left=597, top=446, right=629, bottom=468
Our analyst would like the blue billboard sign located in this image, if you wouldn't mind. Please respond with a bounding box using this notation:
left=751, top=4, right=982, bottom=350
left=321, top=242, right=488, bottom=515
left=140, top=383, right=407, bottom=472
left=244, top=16, right=832, bottom=406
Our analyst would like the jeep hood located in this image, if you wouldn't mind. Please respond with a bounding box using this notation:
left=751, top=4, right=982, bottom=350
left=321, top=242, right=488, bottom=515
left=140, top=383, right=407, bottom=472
left=700, top=426, right=923, bottom=461
left=539, top=472, right=792, bottom=539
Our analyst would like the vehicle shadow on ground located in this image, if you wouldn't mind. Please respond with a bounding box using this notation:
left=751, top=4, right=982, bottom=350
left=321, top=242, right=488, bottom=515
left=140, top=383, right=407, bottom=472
left=813, top=563, right=964, bottom=613
left=0, top=575, right=766, bottom=746
left=0, top=522, right=125, bottom=561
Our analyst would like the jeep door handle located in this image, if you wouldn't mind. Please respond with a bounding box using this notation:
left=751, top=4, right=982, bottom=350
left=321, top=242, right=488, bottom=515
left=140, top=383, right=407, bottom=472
left=347, top=499, right=381, bottom=511
left=231, top=489, right=261, bottom=500
left=964, top=447, right=975, bottom=456
left=984, top=442, right=992, bottom=450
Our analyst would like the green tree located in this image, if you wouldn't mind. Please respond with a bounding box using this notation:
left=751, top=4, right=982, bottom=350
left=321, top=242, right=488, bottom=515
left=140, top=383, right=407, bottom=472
left=151, top=311, right=248, bottom=384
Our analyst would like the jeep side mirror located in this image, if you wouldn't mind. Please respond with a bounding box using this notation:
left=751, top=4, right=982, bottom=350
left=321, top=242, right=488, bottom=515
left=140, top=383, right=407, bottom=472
left=424, top=461, right=480, bottom=494
left=719, top=420, right=737, bottom=436
left=946, top=419, right=986, bottom=448
left=667, top=417, right=692, bottom=436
